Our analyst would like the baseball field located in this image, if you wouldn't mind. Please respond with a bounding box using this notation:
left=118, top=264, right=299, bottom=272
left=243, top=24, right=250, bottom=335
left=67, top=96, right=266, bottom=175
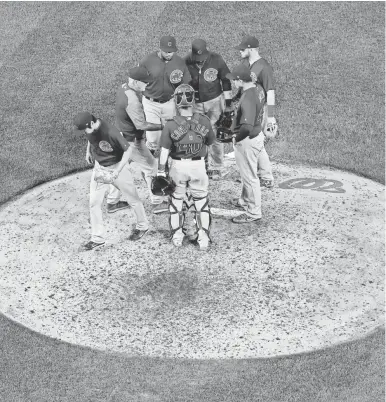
left=0, top=1, right=384, bottom=401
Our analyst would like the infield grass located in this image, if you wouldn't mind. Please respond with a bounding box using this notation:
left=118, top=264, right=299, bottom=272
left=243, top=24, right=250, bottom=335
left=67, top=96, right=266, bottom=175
left=0, top=2, right=384, bottom=402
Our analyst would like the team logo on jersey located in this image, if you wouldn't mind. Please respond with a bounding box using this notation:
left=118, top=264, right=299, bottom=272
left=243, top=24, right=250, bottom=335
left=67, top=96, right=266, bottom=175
left=204, top=68, right=218, bottom=82
left=99, top=141, right=113, bottom=152
left=170, top=69, right=183, bottom=84
left=251, top=71, right=257, bottom=84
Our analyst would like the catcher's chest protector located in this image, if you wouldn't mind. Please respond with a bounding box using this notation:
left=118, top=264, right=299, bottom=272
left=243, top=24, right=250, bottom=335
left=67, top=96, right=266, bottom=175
left=170, top=114, right=209, bottom=157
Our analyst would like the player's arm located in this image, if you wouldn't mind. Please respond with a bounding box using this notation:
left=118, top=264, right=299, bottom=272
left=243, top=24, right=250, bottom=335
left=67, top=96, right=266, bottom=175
left=126, top=92, right=162, bottom=132
left=181, top=63, right=192, bottom=84
left=157, top=124, right=172, bottom=175
left=217, top=56, right=233, bottom=111
left=261, top=64, right=276, bottom=120
left=85, top=141, right=93, bottom=164
left=234, top=99, right=257, bottom=143
left=110, top=134, right=131, bottom=175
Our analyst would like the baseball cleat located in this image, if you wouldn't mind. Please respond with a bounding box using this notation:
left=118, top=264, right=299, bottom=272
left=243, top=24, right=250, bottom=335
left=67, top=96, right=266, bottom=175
left=107, top=201, right=130, bottom=213
left=208, top=169, right=229, bottom=180
left=260, top=179, right=274, bottom=189
left=82, top=241, right=105, bottom=251
left=198, top=237, right=210, bottom=251
left=230, top=198, right=247, bottom=210
left=129, top=228, right=148, bottom=241
left=172, top=237, right=183, bottom=247
left=152, top=201, right=169, bottom=214
left=232, top=213, right=261, bottom=224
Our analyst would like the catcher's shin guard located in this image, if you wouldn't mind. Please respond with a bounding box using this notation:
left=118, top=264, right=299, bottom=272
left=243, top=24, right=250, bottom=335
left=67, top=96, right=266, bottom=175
left=192, top=195, right=212, bottom=242
left=169, top=194, right=185, bottom=239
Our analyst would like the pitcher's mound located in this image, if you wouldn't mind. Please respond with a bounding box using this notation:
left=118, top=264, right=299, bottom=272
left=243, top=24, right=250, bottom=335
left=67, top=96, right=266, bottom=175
left=0, top=161, right=384, bottom=358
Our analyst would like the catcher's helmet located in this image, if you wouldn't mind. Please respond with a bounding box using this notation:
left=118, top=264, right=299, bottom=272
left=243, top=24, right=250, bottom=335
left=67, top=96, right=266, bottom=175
left=174, top=84, right=195, bottom=109
left=151, top=176, right=176, bottom=196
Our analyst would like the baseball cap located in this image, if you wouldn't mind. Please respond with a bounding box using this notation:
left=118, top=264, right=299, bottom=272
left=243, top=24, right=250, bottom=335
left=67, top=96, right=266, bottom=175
left=226, top=64, right=252, bottom=82
left=191, top=39, right=209, bottom=62
left=160, top=35, right=177, bottom=52
left=73, top=111, right=93, bottom=130
left=234, top=35, right=259, bottom=50
left=128, top=66, right=152, bottom=83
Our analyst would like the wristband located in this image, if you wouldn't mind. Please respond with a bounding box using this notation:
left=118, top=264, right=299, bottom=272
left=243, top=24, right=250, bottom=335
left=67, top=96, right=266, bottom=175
left=267, top=105, right=275, bottom=118
left=225, top=99, right=232, bottom=108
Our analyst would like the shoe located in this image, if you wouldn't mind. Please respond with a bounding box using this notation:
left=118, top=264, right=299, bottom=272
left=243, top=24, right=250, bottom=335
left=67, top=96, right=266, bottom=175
left=208, top=169, right=228, bottom=180
left=129, top=228, right=148, bottom=241
left=232, top=213, right=261, bottom=224
left=172, top=237, right=183, bottom=247
left=260, top=179, right=274, bottom=189
left=230, top=198, right=247, bottom=210
left=82, top=241, right=105, bottom=250
left=198, top=236, right=210, bottom=251
left=153, top=201, right=169, bottom=214
left=107, top=201, right=130, bottom=213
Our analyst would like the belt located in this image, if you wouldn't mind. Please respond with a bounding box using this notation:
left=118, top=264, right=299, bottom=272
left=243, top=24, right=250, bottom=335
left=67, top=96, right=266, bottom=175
left=144, top=95, right=171, bottom=104
left=171, top=156, right=204, bottom=161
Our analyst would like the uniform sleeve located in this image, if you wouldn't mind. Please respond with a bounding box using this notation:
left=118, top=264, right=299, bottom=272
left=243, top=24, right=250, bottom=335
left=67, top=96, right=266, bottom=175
left=217, top=55, right=232, bottom=92
left=159, top=123, right=173, bottom=149
left=125, top=90, right=146, bottom=129
left=260, top=63, right=275, bottom=92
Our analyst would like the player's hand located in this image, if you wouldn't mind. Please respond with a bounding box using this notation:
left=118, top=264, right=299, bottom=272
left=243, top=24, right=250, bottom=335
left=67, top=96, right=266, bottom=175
left=157, top=171, right=166, bottom=177
left=267, top=116, right=277, bottom=126
left=85, top=152, right=93, bottom=165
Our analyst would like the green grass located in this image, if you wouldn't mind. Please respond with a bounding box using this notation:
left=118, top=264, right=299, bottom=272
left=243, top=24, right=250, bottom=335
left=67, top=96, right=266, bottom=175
left=0, top=2, right=385, bottom=401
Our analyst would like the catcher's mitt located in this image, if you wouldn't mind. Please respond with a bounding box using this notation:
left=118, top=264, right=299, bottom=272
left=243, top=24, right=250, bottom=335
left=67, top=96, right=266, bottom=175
left=215, top=111, right=234, bottom=143
left=94, top=167, right=118, bottom=184
left=151, top=175, right=176, bottom=196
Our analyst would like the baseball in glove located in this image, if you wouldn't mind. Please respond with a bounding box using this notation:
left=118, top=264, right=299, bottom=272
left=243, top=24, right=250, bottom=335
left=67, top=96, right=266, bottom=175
left=215, top=111, right=234, bottom=143
left=94, top=167, right=119, bottom=184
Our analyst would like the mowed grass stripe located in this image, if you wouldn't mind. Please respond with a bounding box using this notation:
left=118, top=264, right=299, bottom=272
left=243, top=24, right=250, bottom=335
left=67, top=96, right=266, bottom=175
left=0, top=2, right=167, bottom=203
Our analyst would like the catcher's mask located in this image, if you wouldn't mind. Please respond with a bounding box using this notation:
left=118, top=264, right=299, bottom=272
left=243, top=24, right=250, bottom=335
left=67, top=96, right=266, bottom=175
left=151, top=176, right=176, bottom=196
left=174, top=84, right=195, bottom=109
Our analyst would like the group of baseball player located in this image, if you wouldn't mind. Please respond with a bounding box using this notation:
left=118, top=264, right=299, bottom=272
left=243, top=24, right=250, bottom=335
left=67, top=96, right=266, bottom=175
left=73, top=35, right=278, bottom=251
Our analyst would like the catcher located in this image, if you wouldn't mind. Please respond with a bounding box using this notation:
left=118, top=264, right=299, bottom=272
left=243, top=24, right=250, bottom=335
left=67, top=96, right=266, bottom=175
left=154, top=84, right=215, bottom=250
left=73, top=112, right=149, bottom=250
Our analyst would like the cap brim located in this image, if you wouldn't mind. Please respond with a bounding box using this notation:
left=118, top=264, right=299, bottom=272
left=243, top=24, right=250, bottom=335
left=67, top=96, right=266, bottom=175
left=234, top=45, right=247, bottom=50
left=226, top=72, right=238, bottom=80
left=160, top=46, right=177, bottom=52
left=192, top=50, right=209, bottom=61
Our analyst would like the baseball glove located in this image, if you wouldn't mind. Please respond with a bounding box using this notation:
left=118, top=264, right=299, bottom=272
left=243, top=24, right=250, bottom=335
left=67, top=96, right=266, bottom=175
left=215, top=111, right=234, bottom=143
left=151, top=175, right=176, bottom=196
left=94, top=167, right=118, bottom=184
